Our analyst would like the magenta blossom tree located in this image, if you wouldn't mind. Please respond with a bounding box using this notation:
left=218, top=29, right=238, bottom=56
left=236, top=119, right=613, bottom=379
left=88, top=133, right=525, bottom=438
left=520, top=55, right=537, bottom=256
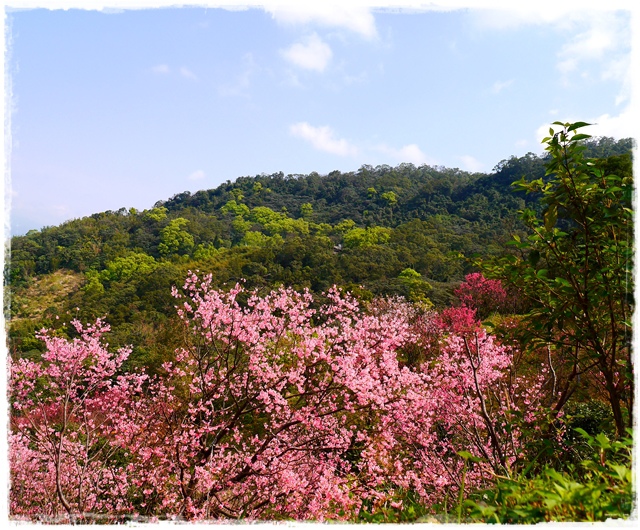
left=454, top=272, right=508, bottom=320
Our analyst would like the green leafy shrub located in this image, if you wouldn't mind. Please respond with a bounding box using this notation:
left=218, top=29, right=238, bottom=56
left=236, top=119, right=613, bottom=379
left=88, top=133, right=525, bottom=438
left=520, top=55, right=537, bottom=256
left=465, top=429, right=633, bottom=523
left=565, top=400, right=615, bottom=437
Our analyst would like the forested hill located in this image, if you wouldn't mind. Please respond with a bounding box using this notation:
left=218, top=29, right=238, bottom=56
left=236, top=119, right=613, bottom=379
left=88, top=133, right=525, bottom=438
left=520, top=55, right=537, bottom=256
left=159, top=135, right=632, bottom=225
left=6, top=136, right=633, bottom=370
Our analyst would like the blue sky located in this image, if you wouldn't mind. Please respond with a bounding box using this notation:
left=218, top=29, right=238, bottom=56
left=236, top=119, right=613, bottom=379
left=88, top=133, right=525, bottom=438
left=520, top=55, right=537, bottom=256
left=4, top=1, right=637, bottom=236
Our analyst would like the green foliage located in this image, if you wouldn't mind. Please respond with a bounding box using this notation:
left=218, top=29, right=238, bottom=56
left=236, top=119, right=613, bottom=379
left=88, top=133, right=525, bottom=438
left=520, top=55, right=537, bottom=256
left=357, top=490, right=431, bottom=523
left=248, top=206, right=281, bottom=226
left=398, top=267, right=421, bottom=280
left=83, top=270, right=105, bottom=297
left=230, top=188, right=244, bottom=202
left=564, top=400, right=615, bottom=439
left=479, top=122, right=634, bottom=434
left=143, top=206, right=168, bottom=222
left=343, top=226, right=391, bottom=248
left=334, top=219, right=356, bottom=233
left=248, top=206, right=310, bottom=236
left=464, top=430, right=634, bottom=523
left=193, top=243, right=219, bottom=261
left=5, top=132, right=636, bottom=523
left=158, top=218, right=195, bottom=257
left=300, top=202, right=313, bottom=218
left=7, top=134, right=632, bottom=406
left=231, top=217, right=252, bottom=236
left=381, top=190, right=398, bottom=206
left=220, top=199, right=250, bottom=217
left=398, top=268, right=432, bottom=305
left=10, top=139, right=629, bottom=291
left=99, top=252, right=158, bottom=283
left=240, top=231, right=283, bottom=248
left=7, top=319, right=47, bottom=356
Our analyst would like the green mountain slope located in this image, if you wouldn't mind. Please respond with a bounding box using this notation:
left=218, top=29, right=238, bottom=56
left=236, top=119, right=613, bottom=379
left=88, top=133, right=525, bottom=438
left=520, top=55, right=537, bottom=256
left=5, top=136, right=633, bottom=369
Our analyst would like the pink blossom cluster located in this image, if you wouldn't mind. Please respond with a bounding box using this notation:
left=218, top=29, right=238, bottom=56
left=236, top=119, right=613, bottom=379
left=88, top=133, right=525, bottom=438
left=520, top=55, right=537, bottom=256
left=454, top=272, right=509, bottom=319
left=9, top=273, right=547, bottom=522
left=10, top=319, right=146, bottom=522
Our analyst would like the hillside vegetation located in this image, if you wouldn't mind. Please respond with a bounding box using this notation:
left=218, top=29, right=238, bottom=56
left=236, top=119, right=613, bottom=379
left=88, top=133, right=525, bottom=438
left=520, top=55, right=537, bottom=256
left=5, top=126, right=635, bottom=523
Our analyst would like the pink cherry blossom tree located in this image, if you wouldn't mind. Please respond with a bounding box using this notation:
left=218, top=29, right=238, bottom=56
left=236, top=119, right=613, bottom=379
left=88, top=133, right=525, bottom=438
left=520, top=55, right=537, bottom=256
left=435, top=306, right=549, bottom=477
left=112, top=275, right=433, bottom=520
left=9, top=319, right=146, bottom=523
left=9, top=274, right=548, bottom=522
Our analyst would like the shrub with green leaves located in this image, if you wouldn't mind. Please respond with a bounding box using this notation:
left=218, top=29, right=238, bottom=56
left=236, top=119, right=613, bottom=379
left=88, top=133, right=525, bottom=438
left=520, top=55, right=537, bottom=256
left=464, top=429, right=633, bottom=523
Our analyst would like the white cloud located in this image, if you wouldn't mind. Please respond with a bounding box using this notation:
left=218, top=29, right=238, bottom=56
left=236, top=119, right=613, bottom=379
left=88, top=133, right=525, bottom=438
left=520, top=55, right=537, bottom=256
left=588, top=110, right=635, bottom=139
left=288, top=124, right=434, bottom=164
left=180, top=67, right=198, bottom=80
left=470, top=6, right=576, bottom=31
left=376, top=143, right=433, bottom=165
left=535, top=106, right=634, bottom=144
left=218, top=53, right=259, bottom=97
left=471, top=8, right=631, bottom=86
left=556, top=13, right=628, bottom=77
left=459, top=155, right=484, bottom=172
left=290, top=122, right=358, bottom=157
left=151, top=64, right=170, bottom=74
left=265, top=4, right=377, bottom=40
left=150, top=64, right=198, bottom=80
left=187, top=170, right=206, bottom=181
left=491, top=79, right=513, bottom=94
left=281, top=33, right=332, bottom=72
left=467, top=2, right=634, bottom=31
left=602, top=56, right=629, bottom=82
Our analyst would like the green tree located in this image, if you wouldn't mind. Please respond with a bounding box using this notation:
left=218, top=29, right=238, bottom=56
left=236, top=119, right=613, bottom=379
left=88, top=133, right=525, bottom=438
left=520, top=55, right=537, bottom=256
left=343, top=226, right=392, bottom=248
left=230, top=188, right=245, bottom=202
left=158, top=218, right=195, bottom=257
left=334, top=219, right=356, bottom=233
left=240, top=231, right=283, bottom=248
left=221, top=200, right=250, bottom=218
left=398, top=268, right=432, bottom=305
left=300, top=202, right=313, bottom=219
left=381, top=191, right=397, bottom=206
left=100, top=252, right=158, bottom=283
left=143, top=206, right=168, bottom=222
left=381, top=191, right=398, bottom=222
left=193, top=243, right=219, bottom=261
left=480, top=122, right=633, bottom=435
